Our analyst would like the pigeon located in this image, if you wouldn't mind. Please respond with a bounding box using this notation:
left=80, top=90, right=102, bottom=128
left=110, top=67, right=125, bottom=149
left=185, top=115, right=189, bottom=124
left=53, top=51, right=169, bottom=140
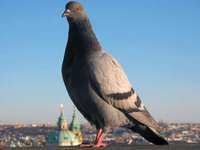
left=62, top=1, right=168, bottom=147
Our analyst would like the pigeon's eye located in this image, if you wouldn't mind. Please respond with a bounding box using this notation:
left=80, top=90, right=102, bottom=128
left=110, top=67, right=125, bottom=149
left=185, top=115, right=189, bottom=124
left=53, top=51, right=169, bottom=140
left=75, top=5, right=83, bottom=12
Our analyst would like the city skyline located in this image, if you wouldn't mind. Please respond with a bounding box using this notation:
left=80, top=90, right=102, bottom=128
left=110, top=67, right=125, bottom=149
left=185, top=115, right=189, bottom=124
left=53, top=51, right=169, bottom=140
left=0, top=0, right=200, bottom=124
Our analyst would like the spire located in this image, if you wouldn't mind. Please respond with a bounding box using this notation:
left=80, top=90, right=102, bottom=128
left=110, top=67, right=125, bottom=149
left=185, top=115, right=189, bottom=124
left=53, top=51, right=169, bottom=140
left=60, top=104, right=64, bottom=113
left=69, top=108, right=80, bottom=132
left=57, top=104, right=68, bottom=130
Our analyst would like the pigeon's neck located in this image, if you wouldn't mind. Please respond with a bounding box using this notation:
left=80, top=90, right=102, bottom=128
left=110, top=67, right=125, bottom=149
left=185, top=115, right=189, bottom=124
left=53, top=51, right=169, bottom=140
left=67, top=19, right=101, bottom=54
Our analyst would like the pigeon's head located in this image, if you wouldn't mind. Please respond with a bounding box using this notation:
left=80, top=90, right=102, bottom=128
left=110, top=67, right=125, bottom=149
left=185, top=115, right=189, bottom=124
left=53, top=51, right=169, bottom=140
left=62, top=1, right=88, bottom=23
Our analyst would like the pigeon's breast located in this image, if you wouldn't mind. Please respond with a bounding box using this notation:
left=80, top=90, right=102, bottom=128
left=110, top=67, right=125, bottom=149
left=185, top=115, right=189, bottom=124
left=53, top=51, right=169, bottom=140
left=67, top=58, right=104, bottom=126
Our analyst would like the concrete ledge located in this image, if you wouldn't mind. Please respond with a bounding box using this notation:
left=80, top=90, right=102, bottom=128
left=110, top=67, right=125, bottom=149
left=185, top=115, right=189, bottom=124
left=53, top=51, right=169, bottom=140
left=2, top=144, right=200, bottom=150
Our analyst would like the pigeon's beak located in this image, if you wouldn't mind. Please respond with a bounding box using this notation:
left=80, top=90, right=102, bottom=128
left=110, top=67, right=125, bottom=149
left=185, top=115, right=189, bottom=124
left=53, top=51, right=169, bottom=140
left=62, top=9, right=71, bottom=18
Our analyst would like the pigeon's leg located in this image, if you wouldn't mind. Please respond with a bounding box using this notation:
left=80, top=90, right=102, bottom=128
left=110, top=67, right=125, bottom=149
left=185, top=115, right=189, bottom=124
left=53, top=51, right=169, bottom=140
left=80, top=128, right=107, bottom=147
left=95, top=128, right=102, bottom=142
left=93, top=128, right=107, bottom=147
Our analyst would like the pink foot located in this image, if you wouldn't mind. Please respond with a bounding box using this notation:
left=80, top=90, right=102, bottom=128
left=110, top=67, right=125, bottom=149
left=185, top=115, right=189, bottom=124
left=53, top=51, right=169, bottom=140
left=80, top=128, right=107, bottom=148
left=93, top=128, right=107, bottom=147
left=79, top=143, right=94, bottom=147
left=93, top=143, right=107, bottom=147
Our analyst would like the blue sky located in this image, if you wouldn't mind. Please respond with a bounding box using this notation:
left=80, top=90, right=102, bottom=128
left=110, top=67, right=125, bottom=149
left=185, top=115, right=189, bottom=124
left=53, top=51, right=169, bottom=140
left=0, top=0, right=200, bottom=124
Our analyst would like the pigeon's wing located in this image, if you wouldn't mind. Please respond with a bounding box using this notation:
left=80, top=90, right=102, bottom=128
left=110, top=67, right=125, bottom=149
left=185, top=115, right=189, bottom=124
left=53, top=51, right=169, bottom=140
left=89, top=52, right=160, bottom=130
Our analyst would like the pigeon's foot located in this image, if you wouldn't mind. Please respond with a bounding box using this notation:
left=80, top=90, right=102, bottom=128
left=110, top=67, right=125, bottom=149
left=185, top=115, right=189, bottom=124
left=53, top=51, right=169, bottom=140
left=80, top=128, right=107, bottom=148
left=79, top=143, right=107, bottom=148
left=79, top=143, right=94, bottom=147
left=93, top=143, right=107, bottom=147
left=93, top=128, right=107, bottom=147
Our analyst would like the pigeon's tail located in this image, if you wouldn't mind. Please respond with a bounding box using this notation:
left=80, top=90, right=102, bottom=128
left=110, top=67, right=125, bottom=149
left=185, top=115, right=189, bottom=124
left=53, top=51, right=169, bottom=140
left=130, top=124, right=168, bottom=145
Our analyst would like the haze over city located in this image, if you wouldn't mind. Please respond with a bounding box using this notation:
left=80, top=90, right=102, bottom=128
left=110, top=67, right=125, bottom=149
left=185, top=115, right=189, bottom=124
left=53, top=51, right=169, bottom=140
left=0, top=0, right=200, bottom=124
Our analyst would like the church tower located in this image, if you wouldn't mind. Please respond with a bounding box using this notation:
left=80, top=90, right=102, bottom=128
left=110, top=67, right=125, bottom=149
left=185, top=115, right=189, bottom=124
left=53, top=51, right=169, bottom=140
left=47, top=104, right=83, bottom=146
left=69, top=109, right=83, bottom=144
left=57, top=104, right=68, bottom=130
left=69, top=109, right=81, bottom=132
left=57, top=104, right=68, bottom=146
